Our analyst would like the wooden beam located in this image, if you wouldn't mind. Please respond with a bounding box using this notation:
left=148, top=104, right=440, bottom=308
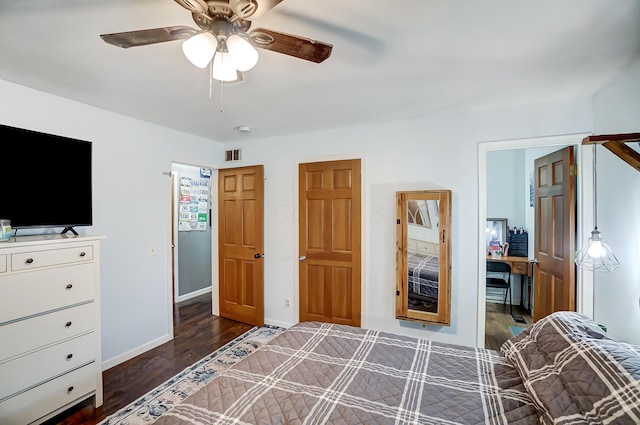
left=603, top=141, right=640, bottom=172
left=582, top=133, right=640, bottom=144
left=582, top=133, right=640, bottom=172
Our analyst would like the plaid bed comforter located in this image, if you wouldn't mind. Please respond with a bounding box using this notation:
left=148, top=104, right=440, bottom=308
left=153, top=321, right=540, bottom=425
left=501, top=311, right=640, bottom=425
left=407, top=251, right=439, bottom=300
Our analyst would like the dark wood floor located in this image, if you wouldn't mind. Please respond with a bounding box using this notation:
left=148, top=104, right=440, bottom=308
left=44, top=292, right=252, bottom=425
left=484, top=301, right=532, bottom=351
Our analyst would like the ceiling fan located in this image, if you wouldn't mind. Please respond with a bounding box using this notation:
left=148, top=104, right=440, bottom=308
left=100, top=0, right=333, bottom=82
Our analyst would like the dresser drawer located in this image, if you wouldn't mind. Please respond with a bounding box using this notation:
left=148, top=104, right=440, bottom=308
left=0, top=254, right=6, bottom=273
left=512, top=261, right=529, bottom=275
left=0, top=332, right=96, bottom=400
left=0, top=363, right=97, bottom=425
left=408, top=239, right=439, bottom=256
left=0, top=303, right=95, bottom=362
left=0, top=263, right=95, bottom=323
left=11, top=245, right=93, bottom=272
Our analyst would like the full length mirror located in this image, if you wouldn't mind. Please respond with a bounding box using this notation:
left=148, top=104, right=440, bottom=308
left=396, top=190, right=452, bottom=325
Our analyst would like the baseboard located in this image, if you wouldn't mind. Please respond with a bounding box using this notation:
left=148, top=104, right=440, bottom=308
left=486, top=297, right=515, bottom=305
left=102, top=301, right=287, bottom=370
left=101, top=333, right=172, bottom=371
left=175, top=286, right=212, bottom=303
left=264, top=318, right=294, bottom=329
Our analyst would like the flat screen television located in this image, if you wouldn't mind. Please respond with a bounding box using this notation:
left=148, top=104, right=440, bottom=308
left=0, top=124, right=92, bottom=235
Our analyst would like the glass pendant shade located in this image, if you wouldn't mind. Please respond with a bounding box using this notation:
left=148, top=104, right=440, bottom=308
left=575, top=228, right=620, bottom=272
left=212, top=51, right=238, bottom=82
left=226, top=34, right=259, bottom=72
left=574, top=144, right=620, bottom=272
left=182, top=32, right=218, bottom=68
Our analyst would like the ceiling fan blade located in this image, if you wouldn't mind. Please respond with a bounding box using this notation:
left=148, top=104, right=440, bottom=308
left=249, top=28, right=332, bottom=63
left=100, top=26, right=198, bottom=48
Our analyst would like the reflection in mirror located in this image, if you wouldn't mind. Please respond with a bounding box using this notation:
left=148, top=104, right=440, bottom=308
left=407, top=200, right=439, bottom=313
left=486, top=218, right=507, bottom=254
left=407, top=200, right=431, bottom=227
left=396, top=190, right=451, bottom=326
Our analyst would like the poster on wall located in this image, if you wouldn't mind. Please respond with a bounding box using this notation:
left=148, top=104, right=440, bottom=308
left=529, top=171, right=534, bottom=207
left=178, top=173, right=210, bottom=231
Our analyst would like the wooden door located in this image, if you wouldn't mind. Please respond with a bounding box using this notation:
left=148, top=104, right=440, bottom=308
left=533, top=146, right=576, bottom=321
left=218, top=166, right=264, bottom=326
left=298, top=159, right=361, bottom=327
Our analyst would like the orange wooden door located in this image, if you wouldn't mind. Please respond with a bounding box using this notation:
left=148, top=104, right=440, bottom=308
left=218, top=165, right=264, bottom=326
left=298, top=159, right=361, bottom=327
left=533, top=146, right=576, bottom=321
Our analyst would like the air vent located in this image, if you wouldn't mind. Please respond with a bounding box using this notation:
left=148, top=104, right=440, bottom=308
left=225, top=149, right=242, bottom=162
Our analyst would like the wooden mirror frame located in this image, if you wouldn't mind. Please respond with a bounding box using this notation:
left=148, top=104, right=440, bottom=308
left=395, top=190, right=452, bottom=326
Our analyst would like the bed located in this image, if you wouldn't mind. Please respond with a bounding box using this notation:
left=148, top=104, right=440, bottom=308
left=153, top=311, right=640, bottom=425
left=407, top=251, right=439, bottom=302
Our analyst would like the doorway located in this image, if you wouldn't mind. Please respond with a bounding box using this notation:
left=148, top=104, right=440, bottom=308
left=477, top=134, right=594, bottom=348
left=170, top=162, right=215, bottom=317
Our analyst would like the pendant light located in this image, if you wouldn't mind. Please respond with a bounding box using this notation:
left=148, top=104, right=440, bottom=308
left=575, top=144, right=620, bottom=272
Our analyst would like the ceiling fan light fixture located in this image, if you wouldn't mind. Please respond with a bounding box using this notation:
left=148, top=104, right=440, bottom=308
left=227, top=34, right=259, bottom=72
left=173, top=0, right=208, bottom=14
left=182, top=32, right=218, bottom=68
left=212, top=50, right=238, bottom=82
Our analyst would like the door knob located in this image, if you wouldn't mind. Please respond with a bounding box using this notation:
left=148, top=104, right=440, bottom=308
left=299, top=255, right=306, bottom=261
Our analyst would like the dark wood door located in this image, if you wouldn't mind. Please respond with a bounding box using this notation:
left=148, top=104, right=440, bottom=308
left=218, top=166, right=264, bottom=326
left=533, top=146, right=576, bottom=321
left=298, top=159, right=362, bottom=327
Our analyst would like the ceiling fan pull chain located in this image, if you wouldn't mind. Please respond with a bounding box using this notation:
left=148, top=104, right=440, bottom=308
left=208, top=61, right=214, bottom=101
left=220, top=80, right=224, bottom=112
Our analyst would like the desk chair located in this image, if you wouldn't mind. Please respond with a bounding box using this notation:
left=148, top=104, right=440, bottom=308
left=486, top=261, right=512, bottom=315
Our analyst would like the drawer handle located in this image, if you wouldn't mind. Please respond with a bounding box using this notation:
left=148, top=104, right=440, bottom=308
left=67, top=386, right=74, bottom=393
left=65, top=321, right=72, bottom=327
left=66, top=353, right=73, bottom=360
left=66, top=284, right=73, bottom=289
left=79, top=251, right=86, bottom=257
left=25, top=258, right=34, bottom=264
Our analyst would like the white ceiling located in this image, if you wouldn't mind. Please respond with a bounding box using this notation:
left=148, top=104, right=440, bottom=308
left=1, top=0, right=639, bottom=143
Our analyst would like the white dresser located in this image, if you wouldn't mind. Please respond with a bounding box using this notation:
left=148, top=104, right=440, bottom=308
left=0, top=234, right=104, bottom=424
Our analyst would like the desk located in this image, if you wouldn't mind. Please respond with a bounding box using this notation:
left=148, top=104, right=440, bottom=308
left=487, top=256, right=533, bottom=312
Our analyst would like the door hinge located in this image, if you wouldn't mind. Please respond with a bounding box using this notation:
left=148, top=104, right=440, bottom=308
left=569, top=164, right=577, bottom=176
left=397, top=219, right=401, bottom=225
left=396, top=290, right=400, bottom=296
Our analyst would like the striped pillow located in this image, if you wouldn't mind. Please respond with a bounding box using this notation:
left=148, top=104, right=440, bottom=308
left=501, top=311, right=640, bottom=424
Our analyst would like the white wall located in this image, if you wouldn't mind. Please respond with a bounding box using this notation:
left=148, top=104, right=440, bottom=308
left=591, top=58, right=640, bottom=345
left=4, top=59, right=637, bottom=369
left=486, top=149, right=526, bottom=229
left=229, top=96, right=594, bottom=347
left=0, top=80, right=225, bottom=368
